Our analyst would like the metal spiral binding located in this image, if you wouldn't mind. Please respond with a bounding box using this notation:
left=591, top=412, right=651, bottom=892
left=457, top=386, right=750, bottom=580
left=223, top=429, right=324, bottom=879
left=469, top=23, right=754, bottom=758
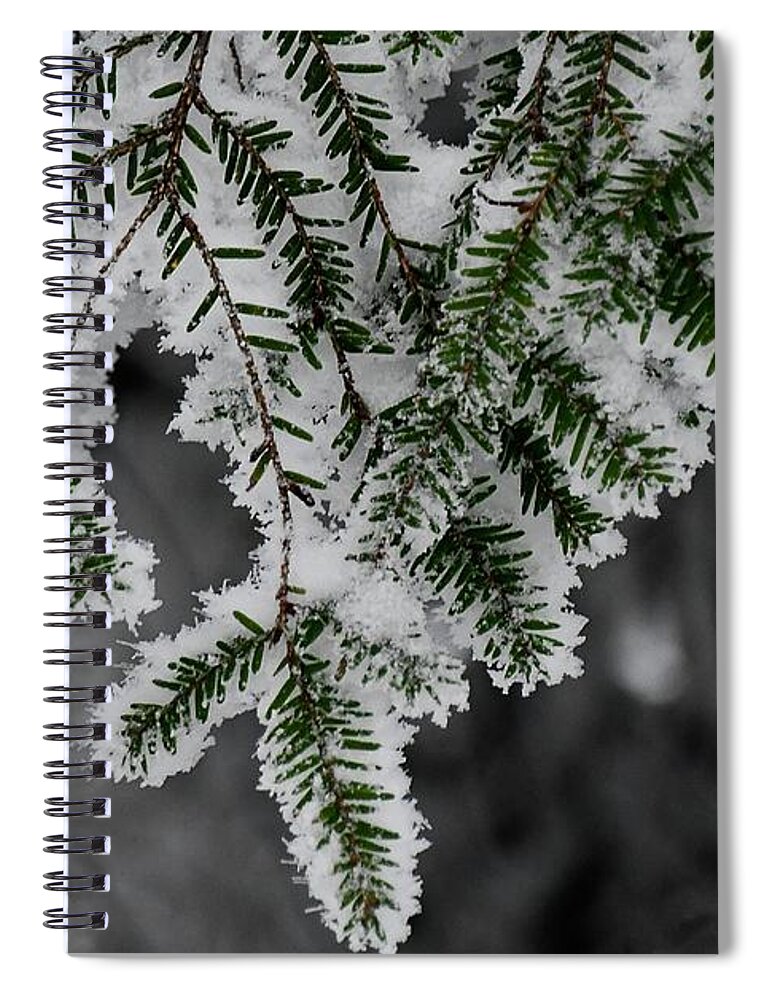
left=42, top=51, right=113, bottom=933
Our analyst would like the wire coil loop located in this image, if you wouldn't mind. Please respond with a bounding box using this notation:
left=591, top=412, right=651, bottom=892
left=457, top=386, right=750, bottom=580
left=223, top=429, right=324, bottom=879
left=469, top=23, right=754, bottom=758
left=43, top=50, right=112, bottom=931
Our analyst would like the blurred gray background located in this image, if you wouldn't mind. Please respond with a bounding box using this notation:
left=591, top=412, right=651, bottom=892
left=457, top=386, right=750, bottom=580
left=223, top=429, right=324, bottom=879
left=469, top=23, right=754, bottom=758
left=70, top=72, right=717, bottom=953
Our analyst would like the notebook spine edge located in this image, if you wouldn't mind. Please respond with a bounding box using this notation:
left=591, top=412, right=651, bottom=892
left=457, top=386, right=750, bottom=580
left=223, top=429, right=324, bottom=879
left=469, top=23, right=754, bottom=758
left=41, top=49, right=113, bottom=933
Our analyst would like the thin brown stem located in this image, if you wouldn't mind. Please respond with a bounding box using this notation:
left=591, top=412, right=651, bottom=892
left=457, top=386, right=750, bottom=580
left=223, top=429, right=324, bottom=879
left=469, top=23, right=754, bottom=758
left=281, top=632, right=384, bottom=927
left=194, top=90, right=371, bottom=422
left=478, top=173, right=558, bottom=330
left=330, top=346, right=370, bottom=423
left=169, top=192, right=294, bottom=624
left=228, top=35, right=246, bottom=92
left=524, top=31, right=559, bottom=149
left=448, top=32, right=559, bottom=256
left=584, top=33, right=616, bottom=130
left=307, top=33, right=422, bottom=299
left=74, top=34, right=212, bottom=332
left=161, top=32, right=211, bottom=187
left=477, top=190, right=531, bottom=210
left=101, top=189, right=162, bottom=276
left=72, top=189, right=163, bottom=340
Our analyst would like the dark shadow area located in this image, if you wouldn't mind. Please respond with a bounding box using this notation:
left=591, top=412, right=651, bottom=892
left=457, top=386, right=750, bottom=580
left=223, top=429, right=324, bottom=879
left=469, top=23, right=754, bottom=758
left=101, top=330, right=255, bottom=633
left=418, top=67, right=477, bottom=147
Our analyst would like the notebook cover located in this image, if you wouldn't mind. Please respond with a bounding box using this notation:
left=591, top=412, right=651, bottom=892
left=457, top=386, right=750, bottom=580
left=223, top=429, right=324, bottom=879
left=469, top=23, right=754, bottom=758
left=65, top=29, right=716, bottom=953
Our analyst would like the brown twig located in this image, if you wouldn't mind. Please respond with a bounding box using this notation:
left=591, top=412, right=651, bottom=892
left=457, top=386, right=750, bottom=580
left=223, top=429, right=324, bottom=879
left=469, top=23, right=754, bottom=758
left=477, top=190, right=531, bottom=211
left=584, top=33, right=616, bottom=130
left=169, top=192, right=295, bottom=622
left=73, top=35, right=212, bottom=330
left=307, top=33, right=423, bottom=300
left=280, top=632, right=383, bottom=927
left=523, top=31, right=559, bottom=150
left=228, top=35, right=246, bottom=92
left=70, top=188, right=163, bottom=341
left=103, top=189, right=163, bottom=275
left=161, top=32, right=211, bottom=186
left=194, top=90, right=371, bottom=423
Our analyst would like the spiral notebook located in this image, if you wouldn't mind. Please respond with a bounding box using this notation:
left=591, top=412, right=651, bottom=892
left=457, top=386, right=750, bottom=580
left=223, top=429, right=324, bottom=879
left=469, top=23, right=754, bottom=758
left=42, top=30, right=717, bottom=953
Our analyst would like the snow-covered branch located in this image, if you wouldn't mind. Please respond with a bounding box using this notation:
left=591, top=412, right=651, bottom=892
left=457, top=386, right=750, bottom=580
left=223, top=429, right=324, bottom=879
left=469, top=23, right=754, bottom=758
left=71, top=28, right=715, bottom=952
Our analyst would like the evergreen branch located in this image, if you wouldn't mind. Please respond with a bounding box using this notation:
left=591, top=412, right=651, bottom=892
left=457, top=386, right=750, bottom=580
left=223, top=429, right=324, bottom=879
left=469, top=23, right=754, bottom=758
left=583, top=32, right=617, bottom=129
left=105, top=31, right=158, bottom=59
left=120, top=621, right=267, bottom=773
left=273, top=30, right=444, bottom=347
left=67, top=508, right=120, bottom=609
left=658, top=235, right=714, bottom=355
left=429, top=34, right=561, bottom=349
left=559, top=32, right=647, bottom=133
left=103, top=188, right=164, bottom=273
left=368, top=156, right=566, bottom=550
left=463, top=31, right=559, bottom=184
left=596, top=129, right=714, bottom=363
left=384, top=31, right=463, bottom=64
left=71, top=187, right=163, bottom=343
left=691, top=30, right=714, bottom=102
left=193, top=91, right=372, bottom=424
left=414, top=516, right=563, bottom=686
left=306, top=29, right=432, bottom=315
left=336, top=619, right=468, bottom=725
left=266, top=617, right=413, bottom=950
left=577, top=32, right=641, bottom=150
left=75, top=29, right=715, bottom=953
left=361, top=35, right=664, bottom=573
left=76, top=32, right=305, bottom=624
left=159, top=32, right=211, bottom=183
left=604, top=131, right=713, bottom=228
left=119, top=604, right=423, bottom=951
left=514, top=342, right=677, bottom=495
left=72, top=31, right=158, bottom=93
left=305, top=31, right=417, bottom=277
left=169, top=191, right=296, bottom=623
left=446, top=31, right=638, bottom=298
left=525, top=31, right=560, bottom=142
left=498, top=417, right=610, bottom=555
left=74, top=33, right=213, bottom=324
left=432, top=45, right=673, bottom=496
